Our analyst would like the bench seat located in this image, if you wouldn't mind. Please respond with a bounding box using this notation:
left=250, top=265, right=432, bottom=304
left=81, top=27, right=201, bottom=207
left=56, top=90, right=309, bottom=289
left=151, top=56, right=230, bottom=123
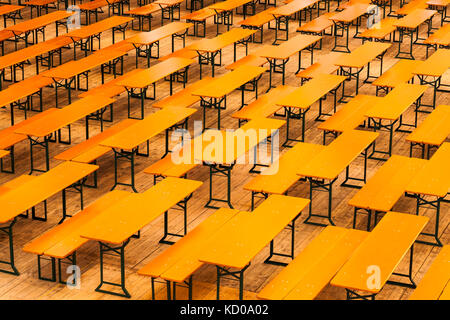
left=23, top=190, right=132, bottom=259
left=257, top=226, right=368, bottom=300
left=54, top=119, right=138, bottom=163
left=296, top=52, right=343, bottom=81
left=409, top=245, right=450, bottom=300
left=232, top=85, right=297, bottom=123
left=152, top=77, right=212, bottom=108
left=372, top=59, right=423, bottom=93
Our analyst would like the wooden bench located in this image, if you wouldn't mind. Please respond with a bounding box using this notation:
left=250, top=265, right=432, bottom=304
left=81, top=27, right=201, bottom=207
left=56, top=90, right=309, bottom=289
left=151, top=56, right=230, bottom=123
left=0, top=4, right=24, bottom=28
left=238, top=7, right=277, bottom=43
left=188, top=28, right=257, bottom=78
left=270, top=0, right=321, bottom=44
left=232, top=84, right=297, bottom=126
left=372, top=59, right=423, bottom=95
left=334, top=41, right=391, bottom=101
left=0, top=74, right=53, bottom=124
left=126, top=3, right=161, bottom=31
left=137, top=207, right=240, bottom=300
left=152, top=76, right=212, bottom=109
left=427, top=0, right=450, bottom=25
left=296, top=12, right=334, bottom=49
left=0, top=161, right=98, bottom=275
left=349, top=155, right=427, bottom=230
left=393, top=9, right=436, bottom=59
left=154, top=0, right=184, bottom=26
left=0, top=108, right=58, bottom=173
left=258, top=34, right=323, bottom=89
left=191, top=65, right=266, bottom=129
left=6, top=10, right=72, bottom=45
left=199, top=195, right=310, bottom=300
left=331, top=212, right=429, bottom=299
left=257, top=226, right=368, bottom=300
left=405, top=142, right=450, bottom=246
left=15, top=95, right=116, bottom=173
left=365, top=83, right=428, bottom=160
left=275, top=73, right=347, bottom=145
left=78, top=68, right=144, bottom=99
left=100, top=107, right=197, bottom=192
left=22, top=190, right=132, bottom=283
left=296, top=129, right=378, bottom=226
left=358, top=17, right=397, bottom=42
left=78, top=177, right=202, bottom=298
left=54, top=119, right=138, bottom=187
left=117, top=57, right=194, bottom=119
left=424, top=23, right=450, bottom=56
left=181, top=7, right=216, bottom=38
left=409, top=245, right=450, bottom=299
left=296, top=51, right=343, bottom=84
left=64, top=16, right=133, bottom=56
left=126, top=21, right=192, bottom=68
left=318, top=94, right=382, bottom=144
left=406, top=105, right=450, bottom=158
left=413, top=49, right=450, bottom=111
left=244, top=142, right=325, bottom=210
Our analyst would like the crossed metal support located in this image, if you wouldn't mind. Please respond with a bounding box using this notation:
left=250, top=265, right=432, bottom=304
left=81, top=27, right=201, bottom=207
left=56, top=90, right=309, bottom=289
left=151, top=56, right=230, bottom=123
left=283, top=107, right=308, bottom=147
left=338, top=51, right=385, bottom=102
left=416, top=74, right=446, bottom=112
left=352, top=207, right=384, bottom=231
left=304, top=177, right=337, bottom=227
left=408, top=142, right=438, bottom=159
left=264, top=213, right=300, bottom=266
left=414, top=195, right=442, bottom=247
left=0, top=218, right=19, bottom=276
left=59, top=178, right=86, bottom=224
left=213, top=9, right=233, bottom=35
left=272, top=15, right=290, bottom=45
left=111, top=143, right=148, bottom=193
left=95, top=239, right=131, bottom=298
left=159, top=193, right=192, bottom=245
left=131, top=13, right=153, bottom=31
left=186, top=19, right=207, bottom=37
left=395, top=18, right=433, bottom=60
left=216, top=263, right=250, bottom=300
left=37, top=252, right=77, bottom=284
left=205, top=162, right=235, bottom=209
left=198, top=49, right=222, bottom=78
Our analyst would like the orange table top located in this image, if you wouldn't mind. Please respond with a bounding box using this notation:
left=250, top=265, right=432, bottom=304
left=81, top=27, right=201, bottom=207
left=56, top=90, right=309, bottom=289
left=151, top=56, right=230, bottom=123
left=0, top=161, right=98, bottom=224
left=153, top=77, right=213, bottom=108
left=359, top=17, right=398, bottom=39
left=100, top=106, right=196, bottom=150
left=209, top=0, right=254, bottom=12
left=196, top=118, right=285, bottom=165
left=297, top=129, right=379, bottom=181
left=414, top=49, right=450, bottom=77
left=257, top=226, right=368, bottom=300
left=424, top=24, right=450, bottom=46
left=334, top=42, right=392, bottom=68
left=258, top=34, right=322, bottom=60
left=191, top=65, right=266, bottom=99
left=365, top=83, right=428, bottom=120
left=372, top=59, right=423, bottom=88
left=0, top=5, right=24, bottom=15
left=64, top=16, right=133, bottom=40
left=118, top=57, right=193, bottom=89
left=42, top=49, right=128, bottom=80
left=238, top=7, right=276, bottom=27
left=126, top=22, right=193, bottom=46
left=272, top=0, right=320, bottom=16
left=79, top=177, right=202, bottom=244
left=189, top=28, right=256, bottom=52
left=137, top=208, right=240, bottom=282
left=331, top=212, right=429, bottom=294
left=0, top=75, right=53, bottom=108
left=348, top=155, right=427, bottom=212
left=276, top=74, right=347, bottom=109
left=7, top=10, right=73, bottom=33
left=330, top=3, right=371, bottom=23
left=406, top=105, right=450, bottom=146
left=199, top=195, right=310, bottom=269
left=394, top=8, right=436, bottom=29
left=318, top=94, right=382, bottom=133
left=15, top=95, right=116, bottom=137
left=406, top=142, right=450, bottom=197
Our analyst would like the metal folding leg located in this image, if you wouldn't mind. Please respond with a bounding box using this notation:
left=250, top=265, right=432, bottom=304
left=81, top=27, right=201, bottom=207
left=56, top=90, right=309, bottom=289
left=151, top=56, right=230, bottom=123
left=0, top=218, right=19, bottom=276
left=304, top=177, right=337, bottom=227
left=95, top=240, right=131, bottom=298
left=204, top=163, right=234, bottom=209
left=414, top=195, right=442, bottom=247
left=216, top=263, right=250, bottom=300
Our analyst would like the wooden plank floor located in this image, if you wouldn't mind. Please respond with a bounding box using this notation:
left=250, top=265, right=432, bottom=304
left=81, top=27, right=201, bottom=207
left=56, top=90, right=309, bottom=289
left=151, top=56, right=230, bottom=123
left=0, top=0, right=448, bottom=300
